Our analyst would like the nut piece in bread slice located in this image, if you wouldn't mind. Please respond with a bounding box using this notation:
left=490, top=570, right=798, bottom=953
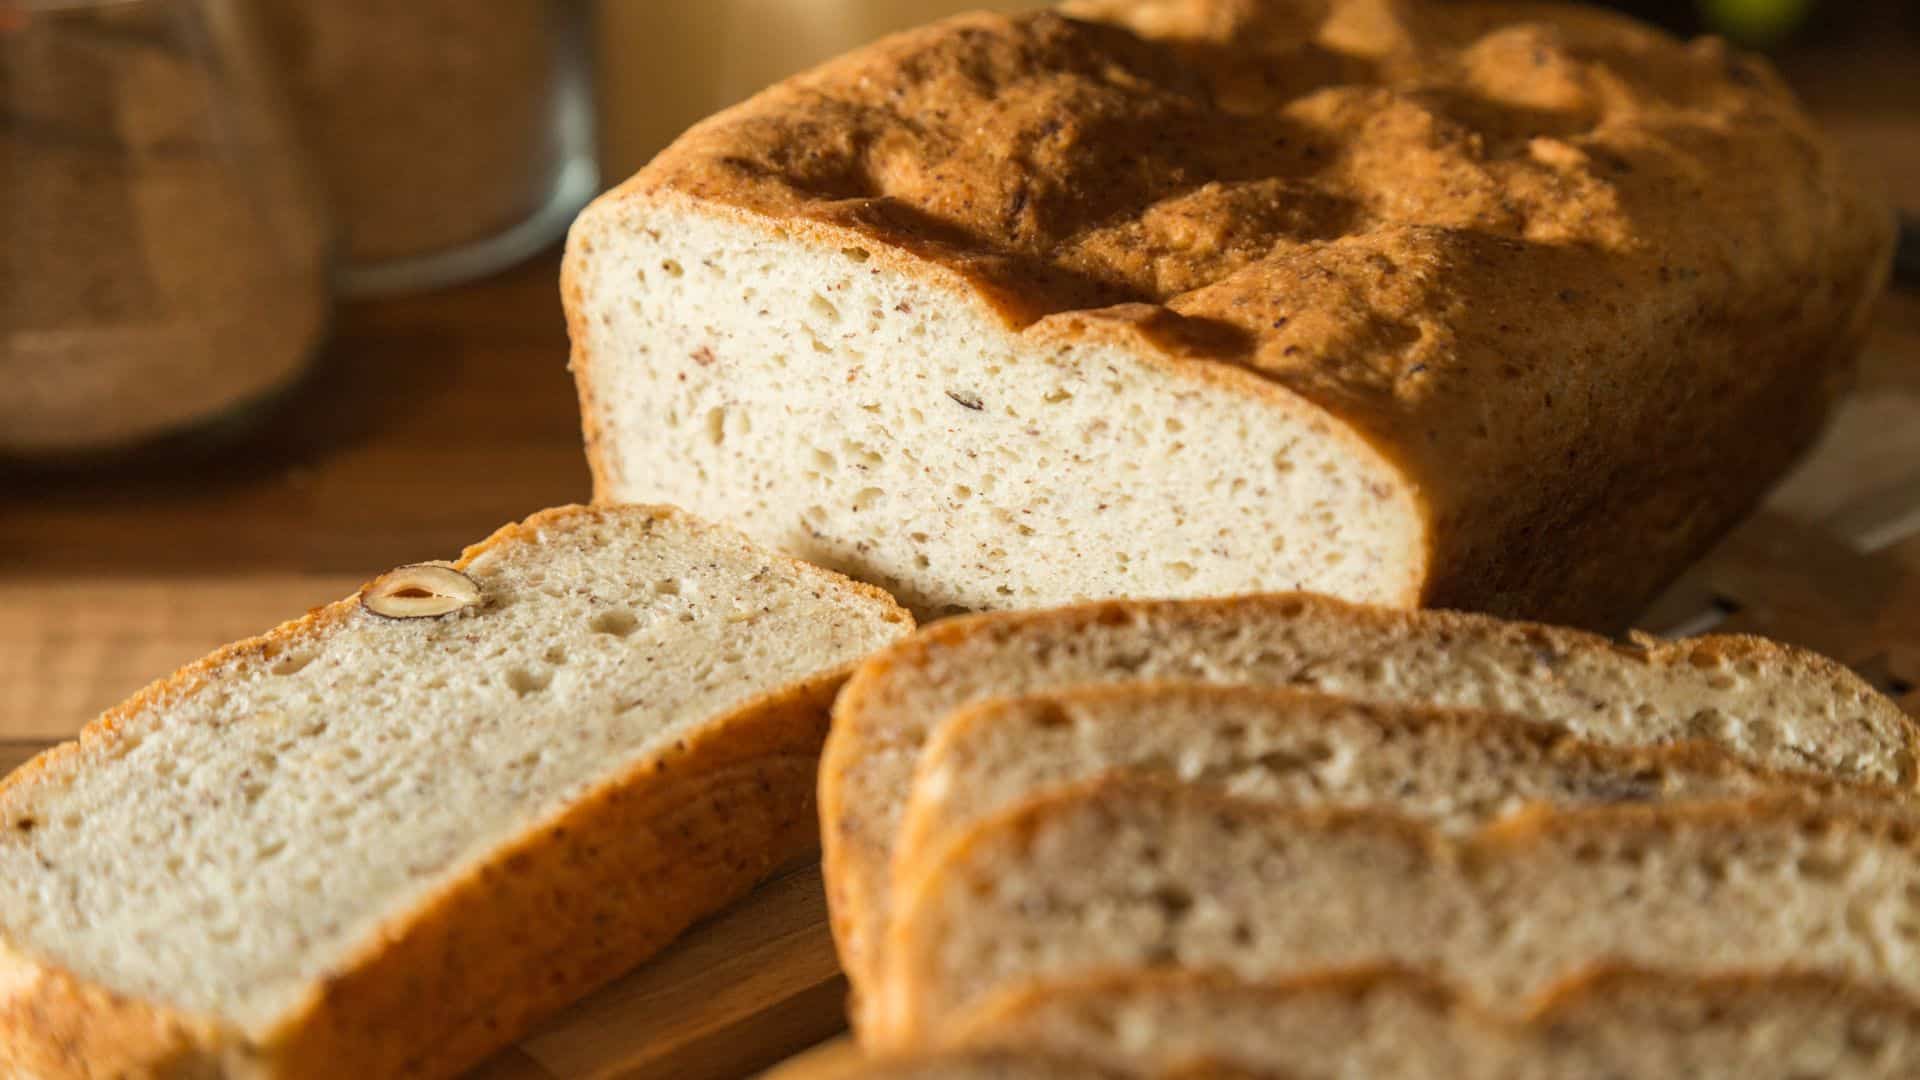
left=564, top=1, right=1890, bottom=627
left=893, top=682, right=1901, bottom=917
left=877, top=780, right=1920, bottom=1047
left=0, top=504, right=911, bottom=1080
left=951, top=967, right=1920, bottom=1079
left=823, top=594, right=1917, bottom=1027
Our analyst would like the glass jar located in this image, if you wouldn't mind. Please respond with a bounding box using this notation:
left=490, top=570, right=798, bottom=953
left=258, top=0, right=597, bottom=294
left=0, top=0, right=332, bottom=465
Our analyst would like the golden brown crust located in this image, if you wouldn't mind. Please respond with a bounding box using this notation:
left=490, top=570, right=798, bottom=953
left=0, top=504, right=912, bottom=1079
left=581, top=0, right=1894, bottom=630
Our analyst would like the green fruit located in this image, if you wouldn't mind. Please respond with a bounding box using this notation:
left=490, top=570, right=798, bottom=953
left=1700, top=0, right=1815, bottom=45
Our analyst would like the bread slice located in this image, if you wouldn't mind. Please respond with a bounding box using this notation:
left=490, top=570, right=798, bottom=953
left=823, top=594, right=1917, bottom=1019
left=877, top=780, right=1920, bottom=1047
left=0, top=505, right=911, bottom=1079
left=563, top=2, right=1890, bottom=626
left=894, top=682, right=1895, bottom=907
left=952, top=967, right=1920, bottom=1079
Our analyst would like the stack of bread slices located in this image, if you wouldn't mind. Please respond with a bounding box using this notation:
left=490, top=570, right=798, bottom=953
left=816, top=595, right=1920, bottom=1077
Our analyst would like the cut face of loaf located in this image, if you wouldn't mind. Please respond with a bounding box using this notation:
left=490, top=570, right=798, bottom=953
left=565, top=2, right=1893, bottom=628
left=822, top=594, right=1917, bottom=1024
left=894, top=682, right=1895, bottom=905
left=878, top=782, right=1920, bottom=1048
left=954, top=968, right=1920, bottom=1080
left=566, top=195, right=1423, bottom=621
left=0, top=505, right=911, bottom=1079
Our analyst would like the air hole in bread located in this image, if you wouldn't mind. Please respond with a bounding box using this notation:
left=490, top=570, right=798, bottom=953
left=270, top=653, right=315, bottom=677
left=1795, top=853, right=1853, bottom=883
left=505, top=667, right=552, bottom=697
left=589, top=610, right=639, bottom=638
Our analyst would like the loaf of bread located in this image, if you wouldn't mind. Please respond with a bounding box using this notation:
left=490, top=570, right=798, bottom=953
left=562, top=0, right=1891, bottom=625
left=0, top=505, right=911, bottom=1078
left=894, top=682, right=1893, bottom=908
left=952, top=967, right=1920, bottom=1079
left=876, top=780, right=1920, bottom=1047
left=823, top=594, right=1916, bottom=1021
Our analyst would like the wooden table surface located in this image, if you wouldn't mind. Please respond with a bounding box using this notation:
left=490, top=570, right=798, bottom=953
left=3, top=42, right=1918, bottom=1080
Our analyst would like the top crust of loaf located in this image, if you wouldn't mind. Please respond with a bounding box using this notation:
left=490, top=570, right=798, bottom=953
left=579, top=0, right=1894, bottom=625
left=0, top=505, right=912, bottom=1080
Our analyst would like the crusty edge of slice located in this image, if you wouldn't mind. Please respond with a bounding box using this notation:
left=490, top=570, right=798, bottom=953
left=946, top=963, right=1920, bottom=1060
left=823, top=591, right=1920, bottom=1027
left=877, top=775, right=1920, bottom=1047
left=0, top=504, right=912, bottom=1080
left=889, top=679, right=1909, bottom=918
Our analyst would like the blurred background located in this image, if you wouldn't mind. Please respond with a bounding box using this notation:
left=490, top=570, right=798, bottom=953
left=1, top=0, right=1916, bottom=772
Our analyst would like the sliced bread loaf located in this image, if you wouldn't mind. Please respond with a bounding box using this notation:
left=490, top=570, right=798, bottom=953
left=823, top=594, right=1916, bottom=1016
left=877, top=780, right=1920, bottom=1047
left=0, top=505, right=911, bottom=1079
left=894, top=682, right=1893, bottom=906
left=953, top=967, right=1920, bottom=1079
left=563, top=1, right=1890, bottom=625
